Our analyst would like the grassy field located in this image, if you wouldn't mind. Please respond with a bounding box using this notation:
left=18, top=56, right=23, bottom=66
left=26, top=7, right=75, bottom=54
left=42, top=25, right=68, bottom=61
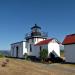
left=0, top=58, right=75, bottom=75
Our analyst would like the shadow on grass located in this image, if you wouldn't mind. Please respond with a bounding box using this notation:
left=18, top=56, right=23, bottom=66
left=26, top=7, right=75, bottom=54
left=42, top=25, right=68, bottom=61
left=5, top=56, right=75, bottom=65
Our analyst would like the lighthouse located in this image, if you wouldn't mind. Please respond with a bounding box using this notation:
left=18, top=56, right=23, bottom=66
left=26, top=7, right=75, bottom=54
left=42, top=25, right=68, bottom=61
left=25, top=24, right=48, bottom=44
left=11, top=24, right=60, bottom=58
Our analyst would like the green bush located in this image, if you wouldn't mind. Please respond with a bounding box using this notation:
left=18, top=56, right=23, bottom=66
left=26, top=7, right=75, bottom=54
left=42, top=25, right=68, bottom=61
left=40, top=49, right=48, bottom=62
left=24, top=53, right=28, bottom=59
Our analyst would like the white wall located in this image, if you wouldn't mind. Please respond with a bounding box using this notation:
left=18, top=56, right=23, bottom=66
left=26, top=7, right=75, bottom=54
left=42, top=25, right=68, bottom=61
left=35, top=38, right=44, bottom=44
left=32, top=45, right=48, bottom=57
left=48, top=40, right=60, bottom=57
left=31, top=45, right=40, bottom=57
left=26, top=38, right=45, bottom=57
left=26, top=43, right=32, bottom=56
left=23, top=42, right=27, bottom=55
left=11, top=41, right=27, bottom=58
left=28, top=38, right=45, bottom=44
left=64, top=44, right=75, bottom=63
left=25, top=43, right=40, bottom=57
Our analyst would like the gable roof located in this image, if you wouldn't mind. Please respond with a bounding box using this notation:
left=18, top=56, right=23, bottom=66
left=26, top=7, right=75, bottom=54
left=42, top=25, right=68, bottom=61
left=35, top=39, right=53, bottom=45
left=62, top=34, right=75, bottom=45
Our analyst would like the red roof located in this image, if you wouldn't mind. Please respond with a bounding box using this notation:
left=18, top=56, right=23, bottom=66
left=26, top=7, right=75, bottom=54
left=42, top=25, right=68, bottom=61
left=35, top=39, right=53, bottom=45
left=62, top=34, right=75, bottom=45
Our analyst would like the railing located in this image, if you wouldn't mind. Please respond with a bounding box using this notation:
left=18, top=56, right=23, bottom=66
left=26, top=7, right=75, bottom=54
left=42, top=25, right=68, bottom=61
left=25, top=31, right=48, bottom=39
left=41, top=32, right=48, bottom=37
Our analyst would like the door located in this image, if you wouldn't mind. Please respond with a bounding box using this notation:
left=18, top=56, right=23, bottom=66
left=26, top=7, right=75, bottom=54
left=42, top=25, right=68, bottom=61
left=16, top=46, right=19, bottom=58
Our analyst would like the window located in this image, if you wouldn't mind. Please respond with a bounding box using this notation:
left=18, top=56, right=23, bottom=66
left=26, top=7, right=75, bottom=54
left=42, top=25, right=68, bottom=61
left=40, top=46, right=42, bottom=51
left=30, top=44, right=32, bottom=52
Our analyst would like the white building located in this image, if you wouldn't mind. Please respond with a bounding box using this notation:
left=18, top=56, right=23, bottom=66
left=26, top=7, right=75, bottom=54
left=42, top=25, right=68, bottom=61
left=11, top=41, right=27, bottom=58
left=11, top=24, right=60, bottom=58
left=62, top=34, right=75, bottom=63
left=35, top=39, right=60, bottom=57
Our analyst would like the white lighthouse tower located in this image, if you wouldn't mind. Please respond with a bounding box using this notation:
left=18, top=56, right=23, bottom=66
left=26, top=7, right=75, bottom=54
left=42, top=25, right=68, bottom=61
left=25, top=24, right=48, bottom=56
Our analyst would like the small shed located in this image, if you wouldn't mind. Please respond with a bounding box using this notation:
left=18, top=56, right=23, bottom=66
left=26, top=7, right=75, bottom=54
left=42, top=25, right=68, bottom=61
left=62, top=34, right=75, bottom=63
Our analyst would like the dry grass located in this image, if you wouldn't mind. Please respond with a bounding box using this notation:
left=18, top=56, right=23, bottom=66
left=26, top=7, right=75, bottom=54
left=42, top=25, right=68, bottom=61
left=0, top=58, right=75, bottom=75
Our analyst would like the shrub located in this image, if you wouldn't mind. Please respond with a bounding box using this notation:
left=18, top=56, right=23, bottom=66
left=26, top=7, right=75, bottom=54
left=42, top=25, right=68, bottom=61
left=24, top=53, right=28, bottom=59
left=1, top=61, right=7, bottom=67
left=40, top=49, right=48, bottom=62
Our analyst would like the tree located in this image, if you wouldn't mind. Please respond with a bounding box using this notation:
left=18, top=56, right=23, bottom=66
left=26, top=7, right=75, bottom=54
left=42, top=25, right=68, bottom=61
left=40, top=49, right=48, bottom=62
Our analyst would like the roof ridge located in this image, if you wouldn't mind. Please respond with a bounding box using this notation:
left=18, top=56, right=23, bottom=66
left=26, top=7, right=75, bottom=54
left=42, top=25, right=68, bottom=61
left=67, top=33, right=75, bottom=36
left=35, top=38, right=53, bottom=46
left=62, top=34, right=75, bottom=45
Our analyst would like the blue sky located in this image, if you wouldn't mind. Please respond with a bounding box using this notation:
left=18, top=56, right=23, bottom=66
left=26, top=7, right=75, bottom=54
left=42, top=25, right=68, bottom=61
left=0, top=0, right=75, bottom=50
